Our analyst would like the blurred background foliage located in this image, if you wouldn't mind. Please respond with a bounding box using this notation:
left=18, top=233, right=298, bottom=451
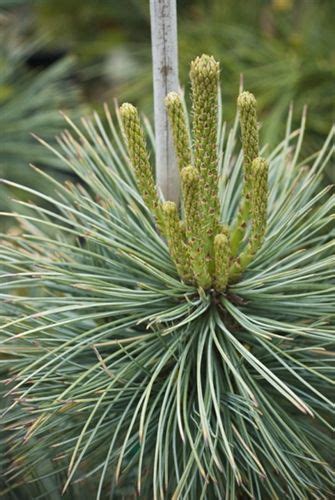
left=12, top=0, right=335, bottom=147
left=0, top=10, right=84, bottom=229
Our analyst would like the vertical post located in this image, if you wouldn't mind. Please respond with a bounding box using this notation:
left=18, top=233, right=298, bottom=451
left=150, top=0, right=180, bottom=204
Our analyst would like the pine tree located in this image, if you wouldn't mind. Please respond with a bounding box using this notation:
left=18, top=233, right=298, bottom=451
left=0, top=55, right=334, bottom=499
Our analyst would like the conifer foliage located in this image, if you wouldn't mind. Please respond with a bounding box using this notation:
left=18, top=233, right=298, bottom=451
left=0, top=55, right=334, bottom=499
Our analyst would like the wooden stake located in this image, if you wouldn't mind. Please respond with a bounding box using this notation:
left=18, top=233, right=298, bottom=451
left=150, top=0, right=180, bottom=203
